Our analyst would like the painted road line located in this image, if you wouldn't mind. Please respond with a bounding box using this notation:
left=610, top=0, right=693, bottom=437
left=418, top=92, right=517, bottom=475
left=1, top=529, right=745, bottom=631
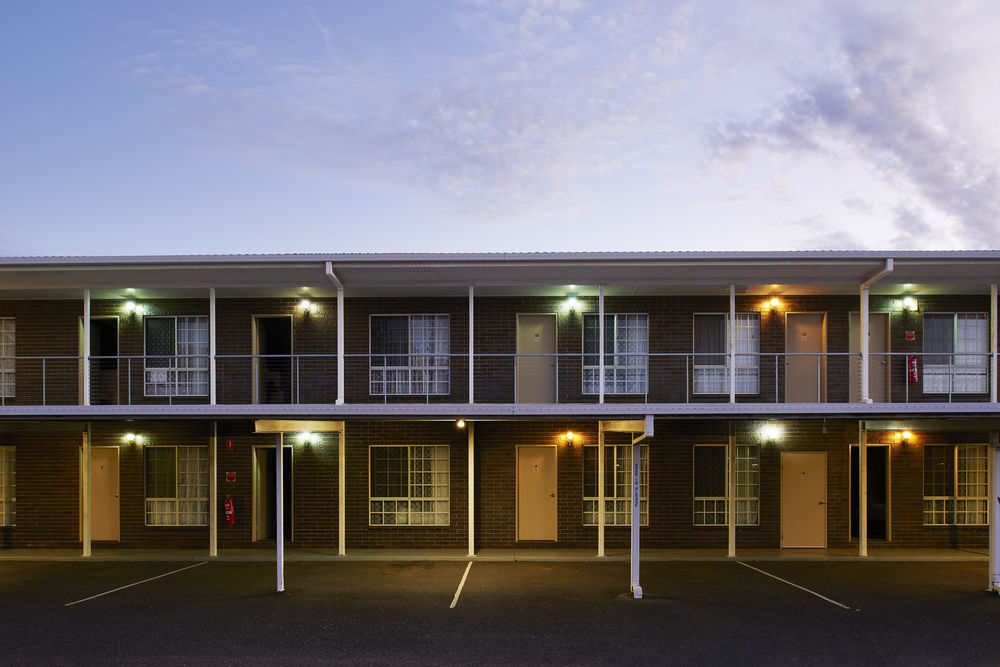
left=65, top=562, right=208, bottom=607
left=450, top=561, right=473, bottom=609
left=737, top=561, right=854, bottom=610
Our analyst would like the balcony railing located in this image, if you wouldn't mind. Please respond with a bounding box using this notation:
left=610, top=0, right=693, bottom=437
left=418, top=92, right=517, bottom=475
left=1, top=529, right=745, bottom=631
left=0, top=352, right=992, bottom=407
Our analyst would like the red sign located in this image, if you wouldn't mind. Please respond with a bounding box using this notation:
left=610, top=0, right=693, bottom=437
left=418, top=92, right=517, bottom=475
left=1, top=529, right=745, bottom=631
left=225, top=471, right=236, bottom=483
left=226, top=439, right=235, bottom=451
left=905, top=330, right=915, bottom=341
left=224, top=497, right=236, bottom=525
left=907, top=355, right=918, bottom=383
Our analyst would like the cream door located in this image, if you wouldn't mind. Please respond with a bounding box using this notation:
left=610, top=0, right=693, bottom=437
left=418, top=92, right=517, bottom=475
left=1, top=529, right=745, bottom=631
left=849, top=312, right=890, bottom=403
left=517, top=446, right=557, bottom=540
left=781, top=452, right=826, bottom=548
left=516, top=315, right=556, bottom=403
left=84, top=447, right=120, bottom=542
left=785, top=313, right=826, bottom=402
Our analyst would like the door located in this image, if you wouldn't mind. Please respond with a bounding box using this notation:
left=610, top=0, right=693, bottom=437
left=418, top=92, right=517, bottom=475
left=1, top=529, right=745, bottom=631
left=780, top=452, right=826, bottom=547
left=79, top=317, right=119, bottom=405
left=253, top=446, right=292, bottom=541
left=849, top=312, right=890, bottom=403
left=81, top=446, right=119, bottom=542
left=851, top=445, right=889, bottom=540
left=253, top=316, right=292, bottom=404
left=785, top=313, right=826, bottom=402
left=516, top=314, right=556, bottom=403
left=517, top=446, right=557, bottom=540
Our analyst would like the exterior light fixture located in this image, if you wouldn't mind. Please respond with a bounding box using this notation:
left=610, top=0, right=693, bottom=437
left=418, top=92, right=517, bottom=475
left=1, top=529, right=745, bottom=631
left=299, top=298, right=317, bottom=314
left=760, top=422, right=783, bottom=444
left=902, top=296, right=918, bottom=312
left=456, top=419, right=466, bottom=429
left=769, top=297, right=782, bottom=310
left=123, top=433, right=144, bottom=445
left=123, top=301, right=146, bottom=316
left=898, top=431, right=912, bottom=446
left=566, top=293, right=579, bottom=313
left=565, top=431, right=576, bottom=444
left=298, top=432, right=314, bottom=445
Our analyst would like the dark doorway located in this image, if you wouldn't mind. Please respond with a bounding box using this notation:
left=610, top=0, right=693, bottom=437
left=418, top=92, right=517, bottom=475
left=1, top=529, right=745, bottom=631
left=254, top=316, right=292, bottom=404
left=256, top=447, right=292, bottom=540
left=851, top=446, right=888, bottom=540
left=89, top=318, right=118, bottom=405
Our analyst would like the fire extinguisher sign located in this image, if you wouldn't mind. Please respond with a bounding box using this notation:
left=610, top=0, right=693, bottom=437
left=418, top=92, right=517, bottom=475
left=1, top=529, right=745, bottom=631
left=907, top=355, right=919, bottom=383
left=224, top=496, right=236, bottom=525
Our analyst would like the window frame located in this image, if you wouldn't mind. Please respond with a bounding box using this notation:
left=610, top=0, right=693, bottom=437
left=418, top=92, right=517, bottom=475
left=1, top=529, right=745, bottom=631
left=368, top=444, right=450, bottom=526
left=143, top=315, right=209, bottom=397
left=0, top=446, right=14, bottom=527
left=692, top=312, right=760, bottom=395
left=143, top=445, right=209, bottom=527
left=582, top=443, right=648, bottom=526
left=0, top=317, right=14, bottom=399
left=692, top=443, right=760, bottom=526
left=369, top=314, right=451, bottom=396
left=922, top=312, right=989, bottom=394
left=922, top=443, right=988, bottom=526
left=581, top=313, right=649, bottom=395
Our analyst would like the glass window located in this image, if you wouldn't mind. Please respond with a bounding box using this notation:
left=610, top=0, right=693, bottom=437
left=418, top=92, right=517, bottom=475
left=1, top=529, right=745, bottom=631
left=370, top=315, right=450, bottom=396
left=693, top=444, right=759, bottom=526
left=693, top=313, right=759, bottom=394
left=144, top=446, right=209, bottom=526
left=582, top=444, right=648, bottom=526
left=0, top=318, right=14, bottom=398
left=923, top=444, right=988, bottom=525
left=923, top=313, right=988, bottom=394
left=369, top=445, right=449, bottom=525
left=582, top=314, right=648, bottom=394
left=0, top=447, right=14, bottom=526
left=144, top=316, right=209, bottom=396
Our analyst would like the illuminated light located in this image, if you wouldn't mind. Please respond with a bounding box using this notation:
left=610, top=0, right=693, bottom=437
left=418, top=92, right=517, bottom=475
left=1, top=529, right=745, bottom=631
left=902, top=296, right=918, bottom=312
left=565, top=293, right=579, bottom=313
left=899, top=431, right=912, bottom=445
left=299, top=432, right=314, bottom=445
left=124, top=300, right=136, bottom=312
left=769, top=297, right=782, bottom=310
left=456, top=419, right=466, bottom=429
left=760, top=422, right=783, bottom=443
left=134, top=304, right=146, bottom=316
left=123, top=432, right=135, bottom=443
left=565, top=431, right=575, bottom=443
left=123, top=433, right=144, bottom=445
left=299, top=298, right=317, bottom=314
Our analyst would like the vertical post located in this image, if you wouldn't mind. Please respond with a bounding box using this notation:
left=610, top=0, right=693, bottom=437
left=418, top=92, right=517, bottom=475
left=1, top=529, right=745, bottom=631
left=275, top=434, right=284, bottom=592
left=630, top=438, right=642, bottom=599
left=990, top=432, right=1000, bottom=592
left=861, top=285, right=871, bottom=403
left=81, top=426, right=91, bottom=557
left=729, top=284, right=736, bottom=403
left=338, top=428, right=346, bottom=556
left=599, top=284, right=605, bottom=404
left=336, top=285, right=345, bottom=405
left=209, top=287, right=217, bottom=405
left=209, top=422, right=218, bottom=557
left=991, top=283, right=997, bottom=403
left=469, top=286, right=475, bottom=404
left=728, top=423, right=736, bottom=558
left=467, top=421, right=475, bottom=557
left=83, top=288, right=91, bottom=406
left=859, top=421, right=868, bottom=557
left=598, top=422, right=605, bottom=557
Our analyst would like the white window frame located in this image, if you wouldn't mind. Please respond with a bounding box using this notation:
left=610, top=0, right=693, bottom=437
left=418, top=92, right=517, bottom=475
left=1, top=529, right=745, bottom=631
left=369, top=314, right=450, bottom=396
left=144, top=316, right=209, bottom=397
left=582, top=444, right=648, bottom=526
left=369, top=445, right=450, bottom=526
left=582, top=313, right=649, bottom=395
left=144, top=445, right=209, bottom=526
left=922, top=312, right=989, bottom=394
left=693, top=443, right=759, bottom=526
left=923, top=443, right=988, bottom=526
left=0, top=318, right=14, bottom=399
left=693, top=313, right=759, bottom=395
left=0, top=447, right=14, bottom=526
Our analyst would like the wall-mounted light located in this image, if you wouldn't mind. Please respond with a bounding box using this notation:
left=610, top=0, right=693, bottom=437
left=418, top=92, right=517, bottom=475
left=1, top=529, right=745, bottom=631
left=897, top=431, right=912, bottom=446
left=456, top=419, right=466, bottom=429
left=565, top=293, right=579, bottom=313
left=901, top=296, right=918, bottom=312
left=768, top=297, right=782, bottom=311
left=297, top=431, right=316, bottom=445
left=123, top=300, right=146, bottom=316
left=760, top=422, right=783, bottom=444
left=564, top=431, right=576, bottom=444
left=299, top=298, right=317, bottom=315
left=123, top=432, right=144, bottom=445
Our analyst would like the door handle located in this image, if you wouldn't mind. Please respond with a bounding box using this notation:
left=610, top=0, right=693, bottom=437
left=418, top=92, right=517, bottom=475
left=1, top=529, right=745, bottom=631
left=818, top=500, right=826, bottom=505
left=549, top=493, right=556, bottom=498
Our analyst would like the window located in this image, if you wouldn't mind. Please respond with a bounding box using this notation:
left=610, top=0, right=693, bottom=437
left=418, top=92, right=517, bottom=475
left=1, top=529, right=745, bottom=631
left=0, top=318, right=13, bottom=398
left=693, top=444, right=759, bottom=526
left=144, top=446, right=209, bottom=526
left=582, top=314, right=648, bottom=394
left=369, top=445, right=449, bottom=525
left=923, top=313, right=988, bottom=393
left=582, top=444, right=648, bottom=525
left=923, top=444, right=988, bottom=525
left=370, top=315, right=450, bottom=396
left=693, top=313, right=759, bottom=394
left=144, top=316, right=209, bottom=396
left=0, top=447, right=13, bottom=526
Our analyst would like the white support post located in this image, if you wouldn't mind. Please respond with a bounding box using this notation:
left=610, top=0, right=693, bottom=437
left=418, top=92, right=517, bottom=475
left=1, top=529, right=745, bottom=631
left=83, top=288, right=91, bottom=406
left=467, top=422, right=475, bottom=557
left=729, top=285, right=736, bottom=404
left=336, top=285, right=345, bottom=405
left=728, top=425, right=736, bottom=558
left=990, top=432, right=1000, bottom=592
left=469, top=286, right=475, bottom=404
left=860, top=422, right=868, bottom=557
left=338, top=428, right=346, bottom=556
left=81, top=427, right=91, bottom=557
left=991, top=283, right=997, bottom=403
left=861, top=285, right=871, bottom=403
left=209, top=422, right=218, bottom=557
left=630, top=438, right=642, bottom=599
left=599, top=284, right=605, bottom=404
left=598, top=422, right=605, bottom=557
left=209, top=287, right=217, bottom=405
left=276, top=433, right=285, bottom=592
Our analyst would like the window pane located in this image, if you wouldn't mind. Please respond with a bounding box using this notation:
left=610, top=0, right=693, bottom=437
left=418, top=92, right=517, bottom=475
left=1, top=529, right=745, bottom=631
left=923, top=314, right=953, bottom=365
left=923, top=445, right=954, bottom=497
left=145, top=447, right=176, bottom=499
left=694, top=446, right=726, bottom=497
left=145, top=318, right=175, bottom=368
left=694, top=314, right=726, bottom=364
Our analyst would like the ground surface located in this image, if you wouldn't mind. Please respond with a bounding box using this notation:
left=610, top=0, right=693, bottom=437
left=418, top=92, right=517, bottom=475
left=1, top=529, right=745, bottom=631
left=2, top=559, right=998, bottom=665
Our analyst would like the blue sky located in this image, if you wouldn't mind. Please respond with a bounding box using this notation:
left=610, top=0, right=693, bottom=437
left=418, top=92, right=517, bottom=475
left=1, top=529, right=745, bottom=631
left=2, top=1, right=998, bottom=255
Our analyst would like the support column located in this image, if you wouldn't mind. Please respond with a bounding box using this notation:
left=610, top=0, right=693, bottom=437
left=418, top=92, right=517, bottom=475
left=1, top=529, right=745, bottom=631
left=469, top=286, right=475, bottom=404
left=81, top=426, right=91, bottom=557
left=991, top=432, right=1000, bottom=592
left=83, top=288, right=91, bottom=406
left=861, top=285, right=871, bottom=403
left=728, top=424, right=736, bottom=558
left=467, top=422, right=475, bottom=557
left=276, top=433, right=285, bottom=592
left=729, top=285, right=736, bottom=403
left=597, top=422, right=605, bottom=557
left=630, top=438, right=642, bottom=599
left=209, top=422, right=218, bottom=557
left=859, top=421, right=868, bottom=557
left=209, top=287, right=217, bottom=405
left=338, top=428, right=346, bottom=556
left=336, top=285, right=345, bottom=405
left=991, top=283, right=997, bottom=403
left=598, top=284, right=605, bottom=404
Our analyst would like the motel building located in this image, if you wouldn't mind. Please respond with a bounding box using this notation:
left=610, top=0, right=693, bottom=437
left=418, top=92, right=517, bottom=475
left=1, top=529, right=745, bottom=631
left=2, top=251, right=1000, bottom=597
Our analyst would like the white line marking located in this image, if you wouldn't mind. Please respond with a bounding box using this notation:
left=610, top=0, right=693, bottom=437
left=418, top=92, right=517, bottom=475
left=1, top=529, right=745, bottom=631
left=450, top=561, right=473, bottom=609
left=737, top=561, right=853, bottom=610
left=65, top=562, right=208, bottom=607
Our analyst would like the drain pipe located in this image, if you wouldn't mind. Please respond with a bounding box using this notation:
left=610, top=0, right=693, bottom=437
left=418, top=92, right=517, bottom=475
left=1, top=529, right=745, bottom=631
left=325, top=262, right=345, bottom=405
left=860, top=258, right=893, bottom=404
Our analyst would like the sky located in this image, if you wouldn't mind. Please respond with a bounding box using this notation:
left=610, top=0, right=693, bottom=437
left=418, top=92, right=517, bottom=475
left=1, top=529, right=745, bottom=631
left=2, top=0, right=999, bottom=256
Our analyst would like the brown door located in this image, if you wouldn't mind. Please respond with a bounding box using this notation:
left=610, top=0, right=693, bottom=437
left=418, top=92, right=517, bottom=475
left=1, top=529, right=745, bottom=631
left=785, top=313, right=826, bottom=402
left=781, top=452, right=826, bottom=547
left=849, top=313, right=890, bottom=403
left=517, top=446, right=557, bottom=540
left=516, top=315, right=556, bottom=403
left=86, top=447, right=120, bottom=542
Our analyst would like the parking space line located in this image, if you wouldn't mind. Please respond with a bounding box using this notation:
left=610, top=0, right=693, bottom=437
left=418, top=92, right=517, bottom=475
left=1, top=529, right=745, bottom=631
left=737, top=562, right=854, bottom=611
left=450, top=561, right=473, bottom=609
left=64, top=562, right=208, bottom=607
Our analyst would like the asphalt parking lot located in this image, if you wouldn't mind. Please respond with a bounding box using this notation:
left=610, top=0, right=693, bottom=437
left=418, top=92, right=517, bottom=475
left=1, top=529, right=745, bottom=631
left=3, top=559, right=1000, bottom=665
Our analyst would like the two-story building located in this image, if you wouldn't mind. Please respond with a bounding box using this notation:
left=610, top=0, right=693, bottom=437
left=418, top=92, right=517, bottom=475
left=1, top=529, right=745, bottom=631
left=1, top=251, right=999, bottom=593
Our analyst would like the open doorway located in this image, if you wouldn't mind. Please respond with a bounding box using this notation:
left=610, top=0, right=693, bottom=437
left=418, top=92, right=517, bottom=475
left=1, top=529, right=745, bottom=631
left=79, top=317, right=119, bottom=405
left=253, top=446, right=292, bottom=541
left=851, top=445, right=889, bottom=541
left=253, top=316, right=292, bottom=404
